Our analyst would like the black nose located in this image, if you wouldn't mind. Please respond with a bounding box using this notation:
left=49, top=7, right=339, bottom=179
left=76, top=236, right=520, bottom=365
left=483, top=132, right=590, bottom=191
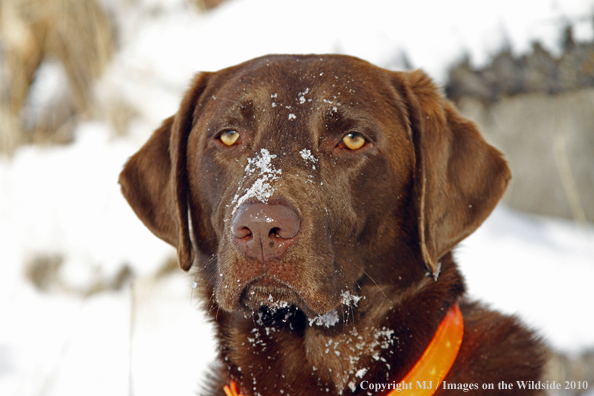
left=231, top=203, right=300, bottom=262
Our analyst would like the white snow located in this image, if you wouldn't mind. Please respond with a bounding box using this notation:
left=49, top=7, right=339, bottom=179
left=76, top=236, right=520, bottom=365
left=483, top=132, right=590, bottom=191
left=348, top=381, right=358, bottom=392
left=356, top=368, right=368, bottom=378
left=232, top=148, right=282, bottom=212
left=299, top=148, right=318, bottom=170
left=244, top=148, right=279, bottom=177
left=299, top=148, right=318, bottom=163
left=265, top=294, right=290, bottom=313
left=298, top=88, right=311, bottom=105
left=309, top=310, right=340, bottom=328
left=457, top=205, right=594, bottom=354
left=2, top=0, right=594, bottom=394
left=340, top=290, right=362, bottom=307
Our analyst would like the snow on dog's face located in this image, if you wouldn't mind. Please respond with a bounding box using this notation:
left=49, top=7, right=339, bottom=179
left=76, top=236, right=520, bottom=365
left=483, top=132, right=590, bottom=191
left=120, top=54, right=509, bottom=323
left=184, top=55, right=415, bottom=318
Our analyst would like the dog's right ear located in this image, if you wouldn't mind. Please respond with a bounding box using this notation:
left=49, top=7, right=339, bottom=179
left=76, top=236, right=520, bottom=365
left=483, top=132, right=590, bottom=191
left=119, top=72, right=212, bottom=271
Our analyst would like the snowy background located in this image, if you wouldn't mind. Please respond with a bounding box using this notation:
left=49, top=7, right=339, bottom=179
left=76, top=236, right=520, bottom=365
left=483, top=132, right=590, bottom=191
left=1, top=0, right=594, bottom=395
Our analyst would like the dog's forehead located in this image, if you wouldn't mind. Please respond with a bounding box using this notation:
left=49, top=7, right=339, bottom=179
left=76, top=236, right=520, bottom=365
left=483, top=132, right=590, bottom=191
left=213, top=55, right=393, bottom=108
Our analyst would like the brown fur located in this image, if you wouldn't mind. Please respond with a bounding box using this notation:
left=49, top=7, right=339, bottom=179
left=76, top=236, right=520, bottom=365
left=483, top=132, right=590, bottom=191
left=119, top=55, right=546, bottom=395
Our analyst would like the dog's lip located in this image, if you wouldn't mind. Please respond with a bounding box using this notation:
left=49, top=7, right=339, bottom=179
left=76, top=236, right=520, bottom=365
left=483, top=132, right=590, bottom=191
left=241, top=277, right=294, bottom=306
left=251, top=276, right=286, bottom=288
left=240, top=276, right=315, bottom=315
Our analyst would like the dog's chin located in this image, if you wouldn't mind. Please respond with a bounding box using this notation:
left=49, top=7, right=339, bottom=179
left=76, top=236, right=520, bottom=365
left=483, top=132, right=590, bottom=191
left=239, top=278, right=318, bottom=318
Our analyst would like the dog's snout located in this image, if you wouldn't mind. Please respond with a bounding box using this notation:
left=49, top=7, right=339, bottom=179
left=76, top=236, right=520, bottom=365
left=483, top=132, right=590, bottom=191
left=231, top=203, right=300, bottom=262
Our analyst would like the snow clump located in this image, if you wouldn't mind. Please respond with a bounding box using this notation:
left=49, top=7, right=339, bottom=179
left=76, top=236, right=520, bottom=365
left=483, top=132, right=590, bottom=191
left=232, top=148, right=282, bottom=213
left=299, top=148, right=318, bottom=170
left=308, top=310, right=340, bottom=328
left=340, top=290, right=362, bottom=307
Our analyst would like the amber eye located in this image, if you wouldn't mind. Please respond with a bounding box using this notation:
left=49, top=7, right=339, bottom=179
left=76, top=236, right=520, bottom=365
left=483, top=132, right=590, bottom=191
left=219, top=130, right=240, bottom=146
left=340, top=133, right=366, bottom=150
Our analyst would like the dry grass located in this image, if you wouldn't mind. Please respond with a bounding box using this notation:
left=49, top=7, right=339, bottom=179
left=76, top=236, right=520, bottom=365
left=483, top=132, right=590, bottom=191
left=191, top=0, right=229, bottom=11
left=23, top=253, right=64, bottom=292
left=24, top=252, right=135, bottom=296
left=0, top=0, right=115, bottom=155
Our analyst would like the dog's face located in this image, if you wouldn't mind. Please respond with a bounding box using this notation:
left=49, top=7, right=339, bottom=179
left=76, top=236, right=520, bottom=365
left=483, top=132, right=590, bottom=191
left=120, top=54, right=510, bottom=322
left=188, top=56, right=417, bottom=317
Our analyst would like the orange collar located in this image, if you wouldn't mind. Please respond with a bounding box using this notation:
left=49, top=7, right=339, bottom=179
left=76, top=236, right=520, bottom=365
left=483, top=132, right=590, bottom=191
left=224, top=303, right=463, bottom=396
left=387, top=303, right=464, bottom=396
left=224, top=380, right=243, bottom=396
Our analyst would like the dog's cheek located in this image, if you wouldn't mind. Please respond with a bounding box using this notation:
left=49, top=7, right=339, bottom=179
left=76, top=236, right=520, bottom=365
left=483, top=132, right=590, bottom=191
left=316, top=166, right=373, bottom=280
left=357, top=153, right=413, bottom=236
left=212, top=236, right=265, bottom=312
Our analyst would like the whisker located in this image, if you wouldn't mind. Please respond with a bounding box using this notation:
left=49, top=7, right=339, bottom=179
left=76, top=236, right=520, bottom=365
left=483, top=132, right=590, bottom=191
left=362, top=270, right=389, bottom=300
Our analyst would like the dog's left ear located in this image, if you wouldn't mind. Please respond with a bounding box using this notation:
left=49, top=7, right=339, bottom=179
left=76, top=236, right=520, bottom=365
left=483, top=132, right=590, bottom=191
left=119, top=72, right=212, bottom=271
left=392, top=70, right=511, bottom=277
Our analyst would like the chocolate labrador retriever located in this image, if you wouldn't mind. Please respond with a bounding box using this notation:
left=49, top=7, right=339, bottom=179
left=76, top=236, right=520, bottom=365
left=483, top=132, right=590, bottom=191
left=120, top=54, right=545, bottom=395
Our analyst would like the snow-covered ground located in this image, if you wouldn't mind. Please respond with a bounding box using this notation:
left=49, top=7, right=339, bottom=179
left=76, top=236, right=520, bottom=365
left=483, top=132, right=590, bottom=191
left=2, top=0, right=594, bottom=395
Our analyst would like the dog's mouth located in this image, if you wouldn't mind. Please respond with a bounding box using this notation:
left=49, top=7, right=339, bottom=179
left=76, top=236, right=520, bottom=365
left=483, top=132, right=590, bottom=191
left=236, top=276, right=356, bottom=331
left=240, top=277, right=314, bottom=316
left=239, top=279, right=313, bottom=329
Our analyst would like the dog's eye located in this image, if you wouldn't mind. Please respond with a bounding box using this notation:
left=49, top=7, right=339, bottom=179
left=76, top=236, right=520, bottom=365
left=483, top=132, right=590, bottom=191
left=340, top=133, right=367, bottom=150
left=219, top=130, right=240, bottom=146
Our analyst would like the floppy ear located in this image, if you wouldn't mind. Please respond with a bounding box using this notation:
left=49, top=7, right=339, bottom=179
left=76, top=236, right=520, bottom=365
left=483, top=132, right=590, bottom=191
left=119, top=72, right=211, bottom=271
left=393, top=70, right=511, bottom=277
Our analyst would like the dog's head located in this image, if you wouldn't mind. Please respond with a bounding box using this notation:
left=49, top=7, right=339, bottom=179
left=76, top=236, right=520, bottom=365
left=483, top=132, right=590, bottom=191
left=120, top=54, right=510, bottom=320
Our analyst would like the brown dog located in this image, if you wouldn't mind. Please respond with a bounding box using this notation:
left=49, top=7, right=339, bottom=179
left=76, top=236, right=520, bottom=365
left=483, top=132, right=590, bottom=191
left=119, top=54, right=545, bottom=395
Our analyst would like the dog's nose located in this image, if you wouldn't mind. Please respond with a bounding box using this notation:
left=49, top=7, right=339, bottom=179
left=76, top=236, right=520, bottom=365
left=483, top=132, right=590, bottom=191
left=231, top=203, right=300, bottom=262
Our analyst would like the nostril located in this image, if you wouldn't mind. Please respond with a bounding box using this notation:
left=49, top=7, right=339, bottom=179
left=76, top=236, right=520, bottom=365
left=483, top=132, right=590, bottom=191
left=272, top=225, right=298, bottom=240
left=232, top=226, right=252, bottom=240
left=269, top=227, right=281, bottom=239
